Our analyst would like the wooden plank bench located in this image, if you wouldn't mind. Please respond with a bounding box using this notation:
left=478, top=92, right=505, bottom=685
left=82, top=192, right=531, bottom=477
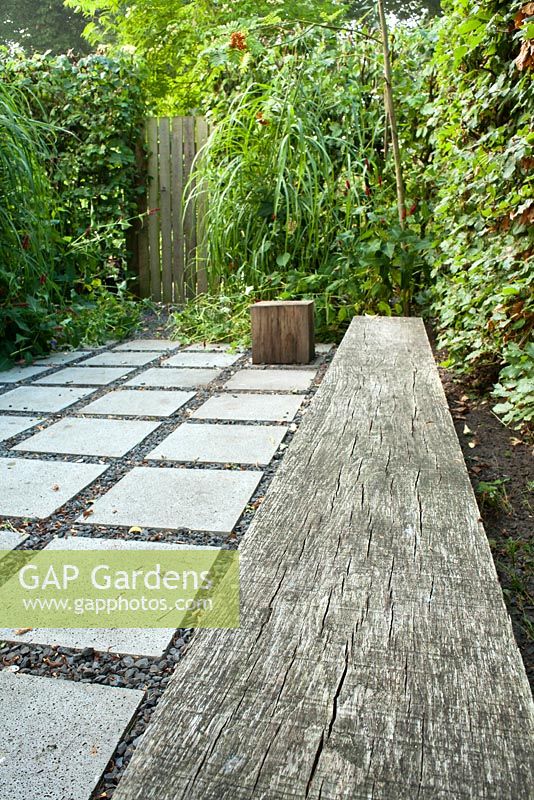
left=115, top=317, right=534, bottom=800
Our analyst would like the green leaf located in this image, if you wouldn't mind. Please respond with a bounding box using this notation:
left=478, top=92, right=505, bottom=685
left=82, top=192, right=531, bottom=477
left=500, top=286, right=521, bottom=296
left=453, top=45, right=470, bottom=64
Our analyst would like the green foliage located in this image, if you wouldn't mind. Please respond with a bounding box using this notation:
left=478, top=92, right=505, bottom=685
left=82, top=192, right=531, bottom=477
left=0, top=0, right=90, bottom=55
left=187, top=24, right=429, bottom=339
left=66, top=0, right=344, bottom=113
left=0, top=79, right=61, bottom=361
left=476, top=478, right=512, bottom=513
left=3, top=51, right=146, bottom=280
left=169, top=279, right=260, bottom=348
left=0, top=51, right=146, bottom=364
left=493, top=343, right=534, bottom=426
left=348, top=0, right=441, bottom=18
left=56, top=292, right=143, bottom=348
left=425, top=0, right=534, bottom=428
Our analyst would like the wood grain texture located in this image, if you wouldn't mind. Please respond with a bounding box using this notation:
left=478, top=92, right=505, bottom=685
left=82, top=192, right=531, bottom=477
left=251, top=301, right=315, bottom=364
left=138, top=116, right=209, bottom=302
left=195, top=116, right=209, bottom=295
left=129, top=131, right=149, bottom=298
left=182, top=115, right=197, bottom=299
left=158, top=117, right=173, bottom=303
left=114, top=317, right=534, bottom=800
left=172, top=117, right=185, bottom=303
left=146, top=118, right=160, bottom=302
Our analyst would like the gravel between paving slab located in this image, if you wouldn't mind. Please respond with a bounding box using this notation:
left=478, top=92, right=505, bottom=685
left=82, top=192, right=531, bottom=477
left=0, top=316, right=334, bottom=800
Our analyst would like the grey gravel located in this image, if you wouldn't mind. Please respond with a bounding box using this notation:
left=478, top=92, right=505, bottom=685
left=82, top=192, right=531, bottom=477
left=0, top=312, right=335, bottom=800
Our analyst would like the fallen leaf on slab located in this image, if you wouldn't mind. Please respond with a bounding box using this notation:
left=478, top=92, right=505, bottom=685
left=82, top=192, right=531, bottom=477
left=14, top=627, right=32, bottom=635
left=82, top=509, right=94, bottom=518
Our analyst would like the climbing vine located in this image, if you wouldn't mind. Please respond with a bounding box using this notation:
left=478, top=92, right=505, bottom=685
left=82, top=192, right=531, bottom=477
left=425, top=0, right=534, bottom=427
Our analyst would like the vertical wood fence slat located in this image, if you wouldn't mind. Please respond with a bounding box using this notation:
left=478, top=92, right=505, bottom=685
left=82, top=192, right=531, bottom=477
left=130, top=131, right=150, bottom=298
left=182, top=116, right=197, bottom=299
left=158, top=118, right=173, bottom=303
left=146, top=118, right=161, bottom=302
left=171, top=117, right=185, bottom=303
left=134, top=115, right=209, bottom=303
left=195, top=116, right=209, bottom=295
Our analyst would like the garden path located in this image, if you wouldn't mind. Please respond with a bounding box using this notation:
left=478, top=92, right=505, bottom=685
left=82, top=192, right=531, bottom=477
left=0, top=337, right=331, bottom=800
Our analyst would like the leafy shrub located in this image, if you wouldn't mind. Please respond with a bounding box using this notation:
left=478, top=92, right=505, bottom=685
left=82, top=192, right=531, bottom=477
left=493, top=343, right=534, bottom=426
left=189, top=24, right=430, bottom=338
left=2, top=51, right=146, bottom=281
left=426, top=0, right=534, bottom=428
left=170, top=279, right=260, bottom=348
left=0, top=80, right=61, bottom=361
left=0, top=51, right=146, bottom=364
left=66, top=0, right=342, bottom=114
left=55, top=292, right=143, bottom=349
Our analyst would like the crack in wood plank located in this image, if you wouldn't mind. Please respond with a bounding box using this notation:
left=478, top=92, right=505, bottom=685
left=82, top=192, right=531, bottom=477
left=114, top=317, right=534, bottom=800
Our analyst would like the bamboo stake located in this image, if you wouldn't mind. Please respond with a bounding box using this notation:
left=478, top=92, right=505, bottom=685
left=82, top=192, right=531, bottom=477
left=383, top=85, right=389, bottom=159
left=377, top=0, right=406, bottom=227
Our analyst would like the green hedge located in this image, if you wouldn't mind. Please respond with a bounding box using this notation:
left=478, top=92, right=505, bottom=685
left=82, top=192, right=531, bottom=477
left=426, top=0, right=534, bottom=427
left=0, top=51, right=146, bottom=363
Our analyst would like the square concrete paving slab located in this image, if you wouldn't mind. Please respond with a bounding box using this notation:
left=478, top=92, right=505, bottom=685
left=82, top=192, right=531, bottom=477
left=81, top=466, right=262, bottom=533
left=0, top=458, right=107, bottom=519
left=126, top=367, right=221, bottom=389
left=35, top=350, right=92, bottom=366
left=162, top=351, right=241, bottom=369
left=0, top=670, right=143, bottom=800
left=0, top=529, right=28, bottom=551
left=0, top=385, right=97, bottom=413
left=0, top=365, right=51, bottom=384
left=192, top=393, right=304, bottom=422
left=79, top=389, right=195, bottom=418
left=185, top=343, right=243, bottom=353
left=224, top=368, right=316, bottom=392
left=35, top=366, right=135, bottom=386
left=114, top=339, right=181, bottom=352
left=0, top=415, right=44, bottom=442
left=13, top=417, right=161, bottom=458
left=147, top=423, right=288, bottom=465
left=1, top=536, right=217, bottom=656
left=246, top=355, right=324, bottom=370
left=82, top=351, right=159, bottom=367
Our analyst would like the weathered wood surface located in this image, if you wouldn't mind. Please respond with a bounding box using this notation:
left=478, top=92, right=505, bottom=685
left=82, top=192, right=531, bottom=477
left=115, top=317, right=534, bottom=800
left=171, top=117, right=185, bottom=302
left=136, top=116, right=208, bottom=302
left=146, top=117, right=160, bottom=303
left=251, top=300, right=315, bottom=364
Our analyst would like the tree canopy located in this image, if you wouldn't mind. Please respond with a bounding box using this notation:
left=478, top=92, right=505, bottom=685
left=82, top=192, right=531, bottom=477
left=65, top=0, right=348, bottom=112
left=0, top=0, right=89, bottom=54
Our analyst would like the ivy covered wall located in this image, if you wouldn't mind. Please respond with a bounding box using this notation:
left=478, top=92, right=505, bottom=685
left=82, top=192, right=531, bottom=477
left=426, top=0, right=533, bottom=426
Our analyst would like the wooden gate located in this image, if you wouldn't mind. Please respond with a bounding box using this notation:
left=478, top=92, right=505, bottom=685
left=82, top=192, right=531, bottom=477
left=133, top=116, right=209, bottom=303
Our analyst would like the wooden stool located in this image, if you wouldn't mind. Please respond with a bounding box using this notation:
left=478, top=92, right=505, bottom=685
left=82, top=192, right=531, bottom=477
left=251, top=300, right=315, bottom=364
